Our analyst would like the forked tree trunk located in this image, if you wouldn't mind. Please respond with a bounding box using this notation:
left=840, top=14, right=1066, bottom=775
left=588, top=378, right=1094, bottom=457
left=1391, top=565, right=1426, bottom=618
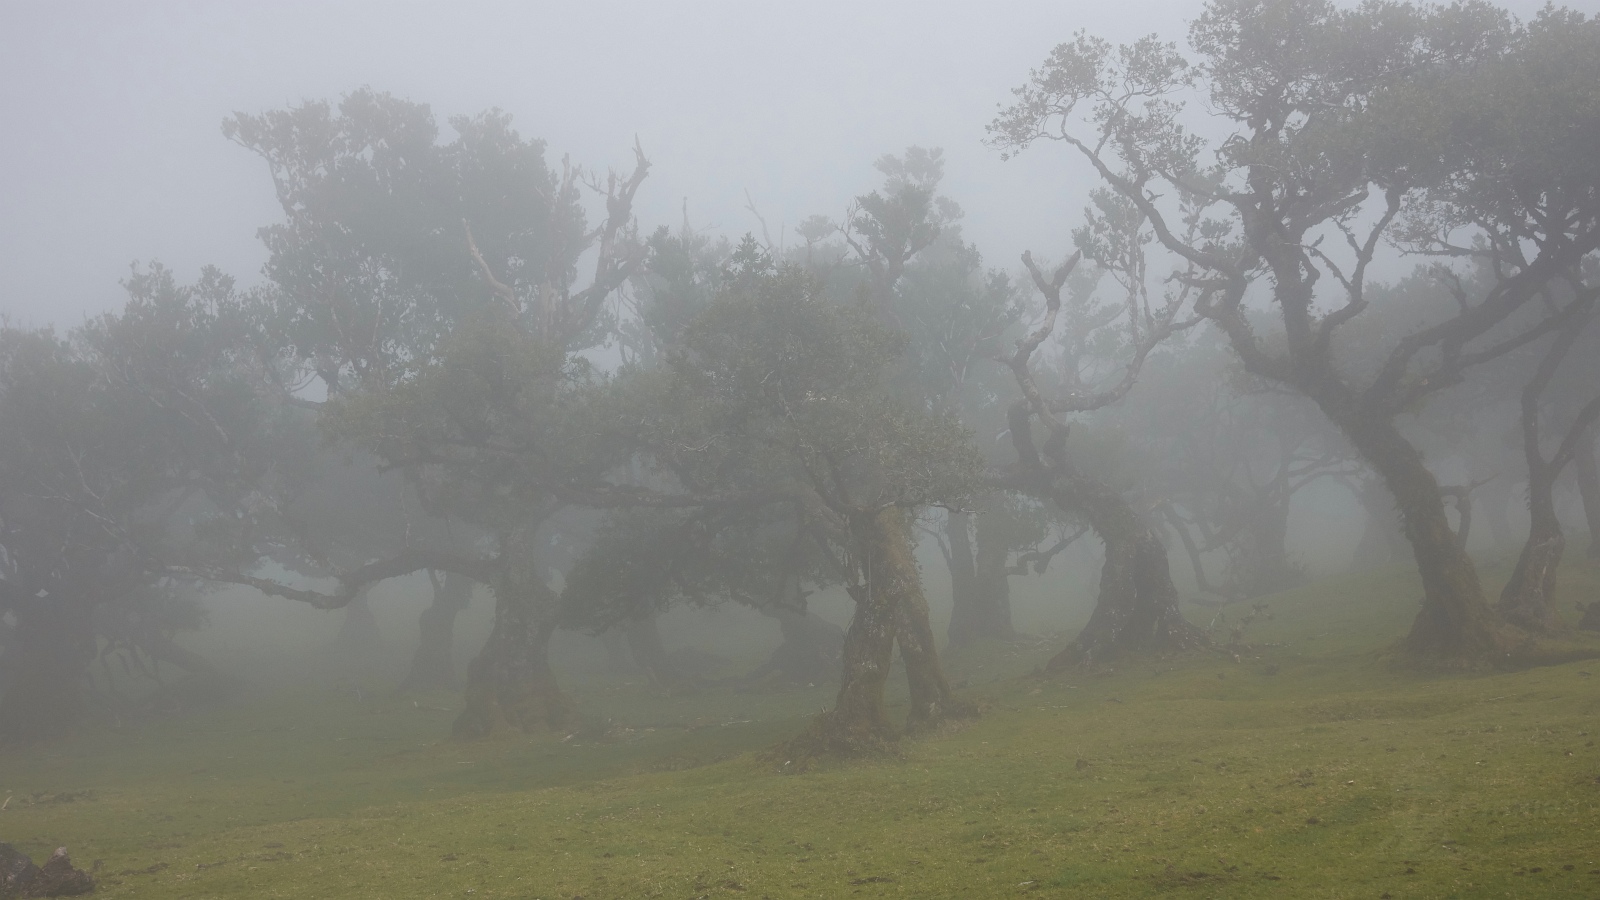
left=1047, top=475, right=1204, bottom=669
left=787, top=507, right=916, bottom=758
left=0, top=597, right=95, bottom=744
left=1343, top=417, right=1502, bottom=663
left=452, top=578, right=571, bottom=738
left=1574, top=428, right=1600, bottom=560
left=399, top=570, right=471, bottom=694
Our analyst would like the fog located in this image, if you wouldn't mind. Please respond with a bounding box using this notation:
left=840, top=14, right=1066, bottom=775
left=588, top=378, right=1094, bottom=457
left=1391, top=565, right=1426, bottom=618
left=2, top=0, right=1151, bottom=324
left=2, top=2, right=1599, bottom=895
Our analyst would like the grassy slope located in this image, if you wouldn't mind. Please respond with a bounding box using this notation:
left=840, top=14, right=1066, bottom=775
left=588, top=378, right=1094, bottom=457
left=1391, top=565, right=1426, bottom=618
left=3, top=561, right=1600, bottom=899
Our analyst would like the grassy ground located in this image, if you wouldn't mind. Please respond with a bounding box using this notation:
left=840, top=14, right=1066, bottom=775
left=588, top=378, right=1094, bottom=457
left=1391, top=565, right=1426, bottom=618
left=4, top=561, right=1600, bottom=898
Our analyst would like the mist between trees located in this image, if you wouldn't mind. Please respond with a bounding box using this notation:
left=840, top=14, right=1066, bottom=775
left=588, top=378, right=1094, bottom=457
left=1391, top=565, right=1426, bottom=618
left=3, top=0, right=1600, bottom=760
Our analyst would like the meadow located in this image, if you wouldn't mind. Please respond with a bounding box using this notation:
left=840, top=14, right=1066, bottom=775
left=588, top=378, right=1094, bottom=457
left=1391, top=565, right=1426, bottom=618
left=4, top=560, right=1600, bottom=899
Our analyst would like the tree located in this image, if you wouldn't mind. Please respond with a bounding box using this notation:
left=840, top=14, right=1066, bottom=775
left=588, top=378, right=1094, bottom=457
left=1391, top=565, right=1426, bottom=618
left=1143, top=346, right=1353, bottom=599
left=225, top=89, right=653, bottom=735
left=1496, top=280, right=1600, bottom=629
left=991, top=0, right=1600, bottom=665
left=991, top=181, right=1214, bottom=666
left=0, top=266, right=279, bottom=741
left=567, top=259, right=982, bottom=756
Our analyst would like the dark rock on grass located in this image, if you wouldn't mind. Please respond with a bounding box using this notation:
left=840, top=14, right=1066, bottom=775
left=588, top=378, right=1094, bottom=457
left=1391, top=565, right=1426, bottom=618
left=0, top=844, right=94, bottom=897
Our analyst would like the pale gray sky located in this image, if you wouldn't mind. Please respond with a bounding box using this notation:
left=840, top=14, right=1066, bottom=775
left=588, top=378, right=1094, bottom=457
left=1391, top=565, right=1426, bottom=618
left=0, top=0, right=1580, bottom=326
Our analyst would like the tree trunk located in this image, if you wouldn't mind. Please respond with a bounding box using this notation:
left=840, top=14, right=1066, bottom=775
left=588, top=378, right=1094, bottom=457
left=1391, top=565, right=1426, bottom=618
left=1497, top=489, right=1564, bottom=632
left=1006, top=403, right=1202, bottom=667
left=1343, top=417, right=1502, bottom=663
left=894, top=538, right=970, bottom=733
left=942, top=508, right=981, bottom=647
left=748, top=604, right=843, bottom=684
left=1479, top=473, right=1516, bottom=556
left=970, top=502, right=1019, bottom=638
left=1047, top=475, right=1204, bottom=668
left=452, top=577, right=570, bottom=738
left=946, top=502, right=1019, bottom=647
left=1574, top=427, right=1600, bottom=560
left=0, top=597, right=95, bottom=744
left=787, top=508, right=913, bottom=758
left=1228, top=495, right=1300, bottom=597
left=399, top=570, right=471, bottom=694
left=332, top=585, right=382, bottom=658
left=1350, top=474, right=1403, bottom=571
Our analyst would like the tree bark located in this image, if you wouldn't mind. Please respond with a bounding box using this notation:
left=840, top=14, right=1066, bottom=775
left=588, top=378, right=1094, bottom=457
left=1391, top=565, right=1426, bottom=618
left=894, top=530, right=969, bottom=733
left=1007, top=404, right=1203, bottom=667
left=452, top=576, right=570, bottom=738
left=399, top=570, right=471, bottom=694
left=1497, top=491, right=1564, bottom=632
left=1048, top=477, right=1203, bottom=668
left=787, top=507, right=915, bottom=758
left=1342, top=417, right=1503, bottom=662
left=1573, top=427, right=1600, bottom=560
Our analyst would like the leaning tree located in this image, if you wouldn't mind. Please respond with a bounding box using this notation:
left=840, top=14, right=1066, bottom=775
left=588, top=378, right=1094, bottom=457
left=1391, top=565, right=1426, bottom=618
left=991, top=0, right=1600, bottom=665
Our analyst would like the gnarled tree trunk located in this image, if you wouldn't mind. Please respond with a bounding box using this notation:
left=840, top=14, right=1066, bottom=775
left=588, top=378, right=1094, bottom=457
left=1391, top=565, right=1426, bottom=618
left=452, top=576, right=570, bottom=738
left=895, top=567, right=967, bottom=732
left=1342, top=416, right=1502, bottom=663
left=1498, top=489, right=1563, bottom=632
left=1007, top=404, right=1203, bottom=668
left=399, top=570, right=471, bottom=694
left=1048, top=475, right=1203, bottom=669
left=788, top=507, right=917, bottom=757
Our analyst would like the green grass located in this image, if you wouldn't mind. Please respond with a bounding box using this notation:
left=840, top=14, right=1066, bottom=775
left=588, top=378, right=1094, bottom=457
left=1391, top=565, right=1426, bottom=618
left=5, top=561, right=1600, bottom=898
